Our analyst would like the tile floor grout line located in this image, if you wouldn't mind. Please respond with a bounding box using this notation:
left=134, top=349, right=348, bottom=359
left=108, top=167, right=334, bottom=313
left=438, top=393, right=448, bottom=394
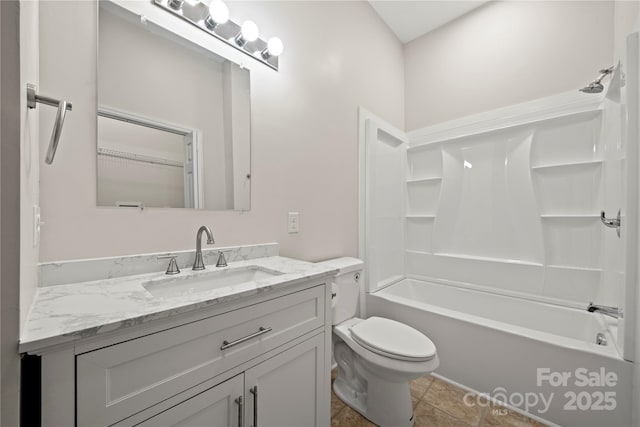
left=412, top=376, right=434, bottom=408
left=478, top=405, right=489, bottom=427
left=415, top=387, right=428, bottom=405
left=332, top=404, right=345, bottom=420
left=422, top=376, right=435, bottom=396
left=413, top=377, right=433, bottom=410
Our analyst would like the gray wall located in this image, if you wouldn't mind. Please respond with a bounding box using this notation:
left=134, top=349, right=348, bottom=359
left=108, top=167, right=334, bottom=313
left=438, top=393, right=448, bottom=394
left=1, top=0, right=22, bottom=425
left=404, top=1, right=614, bottom=130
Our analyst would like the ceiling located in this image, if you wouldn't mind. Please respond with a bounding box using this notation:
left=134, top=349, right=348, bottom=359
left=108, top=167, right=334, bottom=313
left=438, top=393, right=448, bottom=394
left=368, top=1, right=490, bottom=44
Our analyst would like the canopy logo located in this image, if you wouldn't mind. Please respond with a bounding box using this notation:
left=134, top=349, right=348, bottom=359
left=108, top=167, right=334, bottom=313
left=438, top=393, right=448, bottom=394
left=463, top=387, right=554, bottom=414
left=462, top=368, right=618, bottom=414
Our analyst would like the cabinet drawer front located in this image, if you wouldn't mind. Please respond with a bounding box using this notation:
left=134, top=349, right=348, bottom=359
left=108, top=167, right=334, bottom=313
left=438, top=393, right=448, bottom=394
left=77, top=286, right=325, bottom=426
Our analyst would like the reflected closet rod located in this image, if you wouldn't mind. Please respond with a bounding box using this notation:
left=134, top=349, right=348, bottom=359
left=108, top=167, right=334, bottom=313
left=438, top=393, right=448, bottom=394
left=97, top=148, right=184, bottom=168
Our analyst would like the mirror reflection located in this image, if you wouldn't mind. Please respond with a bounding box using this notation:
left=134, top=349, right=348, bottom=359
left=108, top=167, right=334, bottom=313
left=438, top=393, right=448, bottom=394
left=97, top=3, right=251, bottom=210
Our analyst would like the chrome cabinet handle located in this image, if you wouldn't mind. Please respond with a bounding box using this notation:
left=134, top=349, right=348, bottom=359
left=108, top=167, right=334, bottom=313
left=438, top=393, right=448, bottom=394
left=250, top=386, right=258, bottom=427
left=601, top=210, right=621, bottom=238
left=221, top=327, right=272, bottom=350
left=235, top=396, right=243, bottom=427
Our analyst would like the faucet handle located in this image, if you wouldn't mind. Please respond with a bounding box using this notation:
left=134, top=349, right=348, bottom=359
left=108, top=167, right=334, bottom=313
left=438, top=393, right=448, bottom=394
left=158, top=255, right=180, bottom=275
left=216, top=250, right=231, bottom=268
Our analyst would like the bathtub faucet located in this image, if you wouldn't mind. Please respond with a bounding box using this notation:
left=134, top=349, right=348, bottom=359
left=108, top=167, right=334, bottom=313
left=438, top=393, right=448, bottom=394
left=587, top=302, right=623, bottom=319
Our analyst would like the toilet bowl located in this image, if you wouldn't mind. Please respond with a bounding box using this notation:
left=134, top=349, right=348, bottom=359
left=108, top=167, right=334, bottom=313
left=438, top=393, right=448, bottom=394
left=319, top=258, right=439, bottom=427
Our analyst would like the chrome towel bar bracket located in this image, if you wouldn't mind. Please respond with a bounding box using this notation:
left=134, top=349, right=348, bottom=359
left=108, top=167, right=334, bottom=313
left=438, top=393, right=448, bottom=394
left=27, top=84, right=72, bottom=165
left=601, top=209, right=621, bottom=238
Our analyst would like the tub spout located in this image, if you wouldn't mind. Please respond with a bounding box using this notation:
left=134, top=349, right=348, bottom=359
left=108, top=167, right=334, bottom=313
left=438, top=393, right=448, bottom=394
left=587, top=302, right=623, bottom=319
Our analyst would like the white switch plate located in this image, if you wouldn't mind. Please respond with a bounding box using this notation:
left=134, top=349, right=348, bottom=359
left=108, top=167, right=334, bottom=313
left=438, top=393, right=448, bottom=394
left=287, top=212, right=300, bottom=233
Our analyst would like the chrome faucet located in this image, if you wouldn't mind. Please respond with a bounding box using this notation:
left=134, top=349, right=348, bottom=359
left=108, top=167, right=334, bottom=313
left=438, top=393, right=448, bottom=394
left=193, top=225, right=215, bottom=270
left=587, top=302, right=623, bottom=319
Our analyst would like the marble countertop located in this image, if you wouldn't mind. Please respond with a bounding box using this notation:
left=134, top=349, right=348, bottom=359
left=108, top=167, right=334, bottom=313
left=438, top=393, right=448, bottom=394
left=20, top=256, right=337, bottom=354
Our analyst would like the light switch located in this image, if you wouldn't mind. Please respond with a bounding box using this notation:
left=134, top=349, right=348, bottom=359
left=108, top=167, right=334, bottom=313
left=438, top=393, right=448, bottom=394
left=288, top=212, right=300, bottom=233
left=33, top=205, right=43, bottom=248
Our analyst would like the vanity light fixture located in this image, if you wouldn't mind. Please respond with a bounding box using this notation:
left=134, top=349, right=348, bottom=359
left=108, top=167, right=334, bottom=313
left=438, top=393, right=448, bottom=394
left=153, top=0, right=282, bottom=71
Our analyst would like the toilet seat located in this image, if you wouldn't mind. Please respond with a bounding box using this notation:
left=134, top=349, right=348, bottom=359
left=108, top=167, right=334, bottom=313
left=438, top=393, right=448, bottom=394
left=349, top=317, right=436, bottom=362
left=334, top=317, right=439, bottom=385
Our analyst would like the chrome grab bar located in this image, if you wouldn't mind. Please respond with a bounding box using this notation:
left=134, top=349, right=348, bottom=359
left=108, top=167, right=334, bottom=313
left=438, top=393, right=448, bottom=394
left=601, top=210, right=621, bottom=238
left=26, top=84, right=72, bottom=165
left=221, top=327, right=272, bottom=350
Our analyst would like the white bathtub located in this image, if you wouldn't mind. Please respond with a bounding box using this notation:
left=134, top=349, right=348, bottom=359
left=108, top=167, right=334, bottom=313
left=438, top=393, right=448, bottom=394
left=366, top=279, right=633, bottom=427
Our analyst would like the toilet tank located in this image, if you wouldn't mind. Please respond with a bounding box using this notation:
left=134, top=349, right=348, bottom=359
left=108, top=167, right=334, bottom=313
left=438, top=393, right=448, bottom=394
left=317, top=257, right=364, bottom=325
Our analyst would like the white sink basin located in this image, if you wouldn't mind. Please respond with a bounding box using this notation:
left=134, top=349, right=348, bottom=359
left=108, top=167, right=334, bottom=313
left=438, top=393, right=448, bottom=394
left=143, top=266, right=283, bottom=298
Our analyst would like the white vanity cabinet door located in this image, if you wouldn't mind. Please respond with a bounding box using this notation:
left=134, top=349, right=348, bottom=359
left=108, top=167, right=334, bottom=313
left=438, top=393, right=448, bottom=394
left=136, top=373, right=243, bottom=427
left=244, top=334, right=327, bottom=427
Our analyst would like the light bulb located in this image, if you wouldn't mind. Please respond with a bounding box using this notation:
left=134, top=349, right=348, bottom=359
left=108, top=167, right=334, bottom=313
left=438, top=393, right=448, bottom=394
left=261, top=36, right=283, bottom=59
left=241, top=20, right=259, bottom=42
left=267, top=37, right=283, bottom=56
left=208, top=0, right=229, bottom=24
left=204, top=0, right=229, bottom=30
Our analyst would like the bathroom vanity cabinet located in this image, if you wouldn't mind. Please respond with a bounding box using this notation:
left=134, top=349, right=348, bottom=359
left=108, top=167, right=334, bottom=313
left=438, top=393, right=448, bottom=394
left=109, top=335, right=324, bottom=427
left=30, top=279, right=331, bottom=427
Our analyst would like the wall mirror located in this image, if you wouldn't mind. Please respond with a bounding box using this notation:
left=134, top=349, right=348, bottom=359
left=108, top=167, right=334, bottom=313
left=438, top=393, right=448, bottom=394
left=97, top=2, right=251, bottom=210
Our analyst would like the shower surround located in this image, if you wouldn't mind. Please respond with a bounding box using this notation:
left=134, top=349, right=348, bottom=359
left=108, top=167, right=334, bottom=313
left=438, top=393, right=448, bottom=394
left=358, top=83, right=635, bottom=427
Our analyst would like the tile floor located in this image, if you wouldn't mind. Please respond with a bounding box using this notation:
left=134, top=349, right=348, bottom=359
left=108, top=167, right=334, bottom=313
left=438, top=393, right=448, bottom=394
left=331, top=370, right=549, bottom=427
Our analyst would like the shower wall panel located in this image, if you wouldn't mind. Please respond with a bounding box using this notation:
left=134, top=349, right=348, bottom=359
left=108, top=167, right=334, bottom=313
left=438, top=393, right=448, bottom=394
left=405, top=109, right=605, bottom=306
left=365, top=121, right=407, bottom=292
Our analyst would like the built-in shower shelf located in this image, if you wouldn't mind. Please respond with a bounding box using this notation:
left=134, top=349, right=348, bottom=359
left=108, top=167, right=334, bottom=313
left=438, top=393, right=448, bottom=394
left=407, top=142, right=439, bottom=153
left=531, top=159, right=603, bottom=171
left=428, top=252, right=544, bottom=267
left=406, top=177, right=442, bottom=184
left=406, top=214, right=436, bottom=219
left=546, top=265, right=602, bottom=273
left=406, top=141, right=442, bottom=181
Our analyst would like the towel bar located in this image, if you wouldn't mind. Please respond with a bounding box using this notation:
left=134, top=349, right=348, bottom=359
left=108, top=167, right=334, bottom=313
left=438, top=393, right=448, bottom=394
left=26, top=84, right=72, bottom=165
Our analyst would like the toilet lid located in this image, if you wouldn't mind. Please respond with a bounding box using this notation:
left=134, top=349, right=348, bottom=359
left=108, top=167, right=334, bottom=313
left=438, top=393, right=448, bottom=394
left=350, top=317, right=436, bottom=362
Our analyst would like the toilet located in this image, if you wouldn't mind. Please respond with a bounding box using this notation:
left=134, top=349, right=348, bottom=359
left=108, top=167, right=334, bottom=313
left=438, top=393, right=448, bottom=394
left=320, top=257, right=439, bottom=427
